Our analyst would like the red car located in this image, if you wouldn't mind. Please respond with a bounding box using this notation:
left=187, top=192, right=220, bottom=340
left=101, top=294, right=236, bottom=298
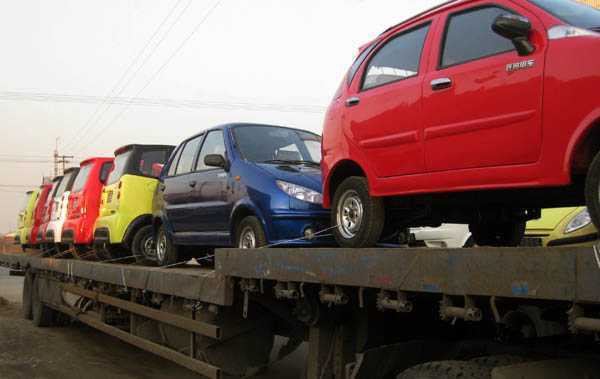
left=62, top=157, right=114, bottom=253
left=29, top=183, right=53, bottom=248
left=35, top=176, right=62, bottom=249
left=322, top=0, right=600, bottom=247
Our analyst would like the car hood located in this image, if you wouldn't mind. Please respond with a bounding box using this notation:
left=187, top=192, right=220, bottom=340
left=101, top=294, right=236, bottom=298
left=254, top=163, right=322, bottom=192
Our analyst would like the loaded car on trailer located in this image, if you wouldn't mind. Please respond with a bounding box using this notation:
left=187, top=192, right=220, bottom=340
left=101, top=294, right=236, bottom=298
left=28, top=183, right=53, bottom=250
left=15, top=189, right=39, bottom=251
left=61, top=157, right=114, bottom=256
left=93, top=144, right=174, bottom=260
left=152, top=123, right=330, bottom=266
left=44, top=167, right=79, bottom=252
left=322, top=0, right=600, bottom=248
left=36, top=176, right=62, bottom=252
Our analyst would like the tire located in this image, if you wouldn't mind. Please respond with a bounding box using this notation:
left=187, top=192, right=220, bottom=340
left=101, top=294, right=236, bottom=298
left=156, top=226, right=180, bottom=266
left=470, top=355, right=531, bottom=368
left=331, top=176, right=385, bottom=248
left=22, top=270, right=34, bottom=320
left=235, top=216, right=267, bottom=249
left=31, top=276, right=57, bottom=327
left=469, top=220, right=525, bottom=247
left=131, top=225, right=155, bottom=264
left=585, top=150, right=600, bottom=231
left=397, top=360, right=490, bottom=379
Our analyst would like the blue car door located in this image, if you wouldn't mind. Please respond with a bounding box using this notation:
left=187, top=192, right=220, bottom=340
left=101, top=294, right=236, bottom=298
left=188, top=130, right=231, bottom=245
left=162, top=135, right=203, bottom=236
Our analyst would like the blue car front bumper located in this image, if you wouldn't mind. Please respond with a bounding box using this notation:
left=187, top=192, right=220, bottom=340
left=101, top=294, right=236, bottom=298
left=267, top=209, right=335, bottom=247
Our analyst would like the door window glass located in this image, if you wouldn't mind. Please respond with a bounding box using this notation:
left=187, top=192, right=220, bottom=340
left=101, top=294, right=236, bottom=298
left=441, top=6, right=516, bottom=68
left=362, top=24, right=430, bottom=90
left=196, top=131, right=226, bottom=171
left=167, top=146, right=184, bottom=177
left=176, top=136, right=203, bottom=175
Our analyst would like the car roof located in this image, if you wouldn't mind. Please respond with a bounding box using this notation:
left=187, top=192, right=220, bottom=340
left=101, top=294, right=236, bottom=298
left=79, top=157, right=113, bottom=166
left=114, top=144, right=175, bottom=156
left=184, top=123, right=321, bottom=142
left=380, top=0, right=469, bottom=36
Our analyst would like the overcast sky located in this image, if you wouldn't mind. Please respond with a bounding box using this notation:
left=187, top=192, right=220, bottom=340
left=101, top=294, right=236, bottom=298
left=0, top=0, right=442, bottom=233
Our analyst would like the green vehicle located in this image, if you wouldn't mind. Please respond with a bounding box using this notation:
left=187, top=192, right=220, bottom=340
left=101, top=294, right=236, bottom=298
left=16, top=189, right=40, bottom=251
left=93, top=144, right=174, bottom=260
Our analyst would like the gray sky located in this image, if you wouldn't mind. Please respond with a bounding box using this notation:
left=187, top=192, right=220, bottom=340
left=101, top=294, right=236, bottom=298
left=0, top=0, right=441, bottom=233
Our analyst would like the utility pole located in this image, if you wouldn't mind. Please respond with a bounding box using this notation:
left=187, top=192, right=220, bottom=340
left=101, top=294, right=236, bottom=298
left=53, top=137, right=74, bottom=176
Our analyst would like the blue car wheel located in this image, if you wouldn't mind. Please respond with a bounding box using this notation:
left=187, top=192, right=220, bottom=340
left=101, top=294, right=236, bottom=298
left=236, top=216, right=267, bottom=249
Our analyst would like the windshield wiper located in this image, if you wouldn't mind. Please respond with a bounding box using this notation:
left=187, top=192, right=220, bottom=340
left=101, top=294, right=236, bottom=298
left=262, top=159, right=320, bottom=167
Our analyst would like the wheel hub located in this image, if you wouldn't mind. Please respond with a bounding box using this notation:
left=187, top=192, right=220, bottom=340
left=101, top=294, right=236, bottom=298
left=156, top=233, right=167, bottom=262
left=337, top=190, right=364, bottom=239
left=239, top=227, right=257, bottom=249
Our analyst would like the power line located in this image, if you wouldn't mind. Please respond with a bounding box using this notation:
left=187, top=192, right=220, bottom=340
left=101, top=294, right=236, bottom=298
left=77, top=0, right=224, bottom=152
left=0, top=91, right=326, bottom=114
left=64, top=0, right=193, bottom=152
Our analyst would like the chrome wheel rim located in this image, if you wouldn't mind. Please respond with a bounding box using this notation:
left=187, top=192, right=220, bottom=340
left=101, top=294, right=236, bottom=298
left=239, top=227, right=256, bottom=249
left=156, top=233, right=167, bottom=262
left=142, top=235, right=155, bottom=255
left=336, top=190, right=364, bottom=239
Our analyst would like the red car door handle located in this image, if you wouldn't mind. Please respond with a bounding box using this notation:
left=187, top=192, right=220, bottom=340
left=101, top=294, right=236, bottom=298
left=345, top=97, right=360, bottom=107
left=431, top=78, right=452, bottom=91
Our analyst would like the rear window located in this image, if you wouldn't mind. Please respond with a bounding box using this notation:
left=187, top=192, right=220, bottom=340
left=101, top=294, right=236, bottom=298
left=107, top=151, right=132, bottom=185
left=99, top=162, right=113, bottom=183
left=71, top=164, right=92, bottom=192
left=46, top=183, right=58, bottom=205
left=529, top=0, right=600, bottom=29
left=139, top=149, right=172, bottom=177
left=54, top=171, right=75, bottom=197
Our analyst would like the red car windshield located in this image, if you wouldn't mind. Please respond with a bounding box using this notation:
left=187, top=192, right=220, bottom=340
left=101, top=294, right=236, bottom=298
left=529, top=0, right=600, bottom=29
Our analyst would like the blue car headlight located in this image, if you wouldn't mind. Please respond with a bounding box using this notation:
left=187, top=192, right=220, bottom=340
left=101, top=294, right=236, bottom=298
left=276, top=180, right=323, bottom=204
left=564, top=208, right=592, bottom=234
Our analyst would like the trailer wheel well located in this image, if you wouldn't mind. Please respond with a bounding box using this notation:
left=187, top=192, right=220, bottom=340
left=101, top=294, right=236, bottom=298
left=571, top=121, right=600, bottom=177
left=328, top=160, right=366, bottom=202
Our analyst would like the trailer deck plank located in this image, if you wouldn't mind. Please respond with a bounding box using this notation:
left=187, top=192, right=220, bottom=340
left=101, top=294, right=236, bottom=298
left=0, top=253, right=233, bottom=306
left=216, top=246, right=600, bottom=303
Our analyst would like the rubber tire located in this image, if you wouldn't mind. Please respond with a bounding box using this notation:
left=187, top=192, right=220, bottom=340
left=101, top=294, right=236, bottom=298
left=331, top=176, right=385, bottom=248
left=131, top=225, right=155, bottom=264
left=585, top=150, right=600, bottom=232
left=469, top=220, right=525, bottom=247
left=470, top=355, right=532, bottom=368
left=156, top=226, right=180, bottom=266
left=235, top=216, right=267, bottom=248
left=398, top=360, right=490, bottom=379
left=22, top=270, right=34, bottom=320
left=31, top=277, right=56, bottom=327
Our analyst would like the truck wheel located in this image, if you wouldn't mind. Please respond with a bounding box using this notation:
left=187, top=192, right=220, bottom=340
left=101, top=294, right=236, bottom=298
left=22, top=270, right=34, bottom=320
left=236, top=216, right=267, bottom=249
left=31, top=276, right=57, bottom=327
left=156, top=226, right=179, bottom=266
left=469, top=220, right=525, bottom=247
left=585, top=150, right=600, bottom=231
left=332, top=176, right=384, bottom=248
left=470, top=355, right=531, bottom=367
left=132, top=225, right=155, bottom=264
left=398, top=360, right=490, bottom=379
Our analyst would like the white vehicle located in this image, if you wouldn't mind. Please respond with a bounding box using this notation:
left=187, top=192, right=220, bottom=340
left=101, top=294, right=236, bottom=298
left=45, top=167, right=79, bottom=247
left=411, top=224, right=473, bottom=248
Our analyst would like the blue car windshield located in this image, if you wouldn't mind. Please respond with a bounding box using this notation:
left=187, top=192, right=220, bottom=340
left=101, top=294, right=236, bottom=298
left=529, top=0, right=600, bottom=29
left=233, top=125, right=322, bottom=164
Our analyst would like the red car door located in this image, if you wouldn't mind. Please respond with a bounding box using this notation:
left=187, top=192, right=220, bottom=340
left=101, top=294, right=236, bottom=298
left=342, top=18, right=436, bottom=178
left=422, top=1, right=545, bottom=173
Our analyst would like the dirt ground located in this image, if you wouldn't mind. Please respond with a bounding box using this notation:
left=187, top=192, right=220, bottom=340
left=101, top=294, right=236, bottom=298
left=0, top=268, right=305, bottom=379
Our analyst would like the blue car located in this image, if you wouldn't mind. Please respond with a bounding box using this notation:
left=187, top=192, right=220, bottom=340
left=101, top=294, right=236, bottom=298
left=151, top=123, right=331, bottom=265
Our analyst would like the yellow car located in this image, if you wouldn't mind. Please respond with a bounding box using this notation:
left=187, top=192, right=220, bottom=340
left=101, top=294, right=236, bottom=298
left=16, top=189, right=40, bottom=251
left=523, top=207, right=598, bottom=247
left=94, top=144, right=174, bottom=260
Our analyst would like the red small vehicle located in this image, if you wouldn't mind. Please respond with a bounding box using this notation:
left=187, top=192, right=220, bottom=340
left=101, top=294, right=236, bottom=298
left=29, top=183, right=53, bottom=248
left=62, top=157, right=114, bottom=253
left=322, top=0, right=600, bottom=247
left=36, top=176, right=62, bottom=249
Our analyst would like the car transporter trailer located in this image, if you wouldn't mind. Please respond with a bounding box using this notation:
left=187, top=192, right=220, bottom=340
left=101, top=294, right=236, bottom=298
left=2, top=246, right=600, bottom=378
